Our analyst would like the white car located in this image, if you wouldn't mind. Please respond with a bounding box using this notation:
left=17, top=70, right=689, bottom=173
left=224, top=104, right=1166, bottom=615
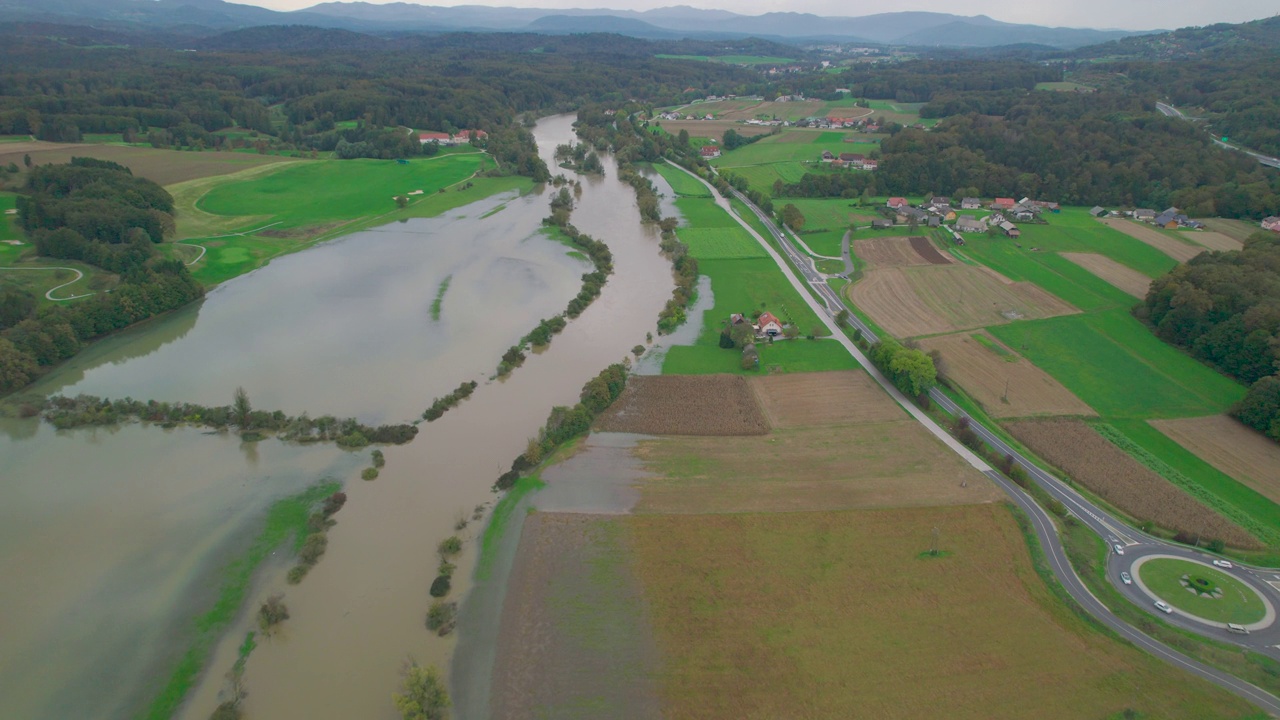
left=1113, top=544, right=1124, bottom=555
left=1213, top=559, right=1234, bottom=569
left=1154, top=600, right=1173, bottom=614
left=1120, top=572, right=1132, bottom=585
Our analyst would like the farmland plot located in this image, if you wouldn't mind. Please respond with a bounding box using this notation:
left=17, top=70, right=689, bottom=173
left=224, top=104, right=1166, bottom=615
left=1184, top=231, right=1243, bottom=252
left=918, top=332, right=1095, bottom=418
left=846, top=264, right=1077, bottom=338
left=677, top=227, right=767, bottom=260
left=1098, top=219, right=1205, bottom=263
left=1007, top=419, right=1259, bottom=548
left=853, top=237, right=939, bottom=267
left=748, top=370, right=905, bottom=428
left=594, top=375, right=769, bottom=436
left=0, top=141, right=291, bottom=186
left=1059, top=252, right=1154, bottom=298
left=1150, top=415, right=1280, bottom=506
left=635, top=420, right=999, bottom=513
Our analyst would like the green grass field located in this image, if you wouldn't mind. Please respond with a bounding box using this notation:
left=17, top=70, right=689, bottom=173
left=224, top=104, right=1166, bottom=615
left=660, top=166, right=714, bottom=197
left=0, top=192, right=17, bottom=242
left=988, top=310, right=1245, bottom=419
left=663, top=338, right=858, bottom=375
left=960, top=238, right=1143, bottom=312
left=677, top=227, right=767, bottom=259
left=197, top=154, right=486, bottom=229
left=1035, top=81, right=1096, bottom=92
left=1138, top=558, right=1265, bottom=624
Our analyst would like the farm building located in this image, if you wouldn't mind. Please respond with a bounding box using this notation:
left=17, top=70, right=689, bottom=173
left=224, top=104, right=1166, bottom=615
left=756, top=312, right=783, bottom=337
left=418, top=131, right=451, bottom=144
left=861, top=159, right=878, bottom=170
left=999, top=221, right=1020, bottom=238
left=1090, top=206, right=1107, bottom=217
left=1263, top=217, right=1280, bottom=232
left=872, top=218, right=893, bottom=230
left=991, top=198, right=1016, bottom=210
left=931, top=205, right=957, bottom=221
left=1152, top=211, right=1180, bottom=229
left=701, top=146, right=721, bottom=158
left=1133, top=208, right=1156, bottom=221
left=821, top=150, right=835, bottom=162
left=887, top=197, right=909, bottom=209
left=960, top=197, right=981, bottom=209
left=956, top=216, right=986, bottom=233
left=929, top=196, right=951, bottom=208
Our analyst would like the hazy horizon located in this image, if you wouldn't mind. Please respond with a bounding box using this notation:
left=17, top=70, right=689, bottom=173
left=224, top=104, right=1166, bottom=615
left=241, top=0, right=1279, bottom=33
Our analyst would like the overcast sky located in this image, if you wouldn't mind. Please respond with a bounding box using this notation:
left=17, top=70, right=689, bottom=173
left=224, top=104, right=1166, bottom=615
left=250, top=0, right=1277, bottom=31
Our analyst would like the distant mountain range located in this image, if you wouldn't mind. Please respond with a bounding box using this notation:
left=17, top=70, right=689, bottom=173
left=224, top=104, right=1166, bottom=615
left=0, top=0, right=1161, bottom=49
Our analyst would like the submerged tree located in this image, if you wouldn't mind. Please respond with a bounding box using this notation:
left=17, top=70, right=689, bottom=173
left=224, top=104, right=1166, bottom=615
left=233, top=386, right=252, bottom=429
left=393, top=661, right=450, bottom=720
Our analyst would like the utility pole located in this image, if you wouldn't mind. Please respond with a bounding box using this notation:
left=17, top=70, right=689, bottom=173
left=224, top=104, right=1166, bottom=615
left=930, top=527, right=940, bottom=557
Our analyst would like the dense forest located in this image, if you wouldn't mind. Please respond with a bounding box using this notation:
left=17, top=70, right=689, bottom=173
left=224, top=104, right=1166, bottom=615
left=1141, top=234, right=1280, bottom=440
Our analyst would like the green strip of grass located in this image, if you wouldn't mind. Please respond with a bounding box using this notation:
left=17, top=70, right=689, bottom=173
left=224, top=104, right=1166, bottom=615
left=431, top=275, right=452, bottom=321
left=1138, top=558, right=1266, bottom=624
left=143, top=481, right=339, bottom=720
left=663, top=338, right=858, bottom=375
left=476, top=475, right=546, bottom=582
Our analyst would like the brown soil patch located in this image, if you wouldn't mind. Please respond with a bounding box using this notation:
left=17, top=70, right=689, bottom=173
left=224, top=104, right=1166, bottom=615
left=846, top=264, right=1077, bottom=337
left=909, top=235, right=950, bottom=264
left=492, top=512, right=660, bottom=720
left=659, top=120, right=774, bottom=140
left=1186, top=231, right=1243, bottom=252
left=749, top=370, right=905, bottom=428
left=918, top=332, right=1095, bottom=418
left=853, top=236, right=937, bottom=268
left=1007, top=419, right=1259, bottom=548
left=1150, top=415, right=1280, bottom=506
left=594, top=374, right=768, bottom=436
left=1200, top=218, right=1258, bottom=242
left=628, top=504, right=1257, bottom=720
left=1098, top=218, right=1205, bottom=263
left=0, top=142, right=291, bottom=186
left=1059, top=253, right=1153, bottom=298
left=635, top=421, right=1000, bottom=513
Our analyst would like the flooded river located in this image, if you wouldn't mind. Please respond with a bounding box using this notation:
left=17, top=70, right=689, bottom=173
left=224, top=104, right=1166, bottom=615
left=0, top=114, right=676, bottom=720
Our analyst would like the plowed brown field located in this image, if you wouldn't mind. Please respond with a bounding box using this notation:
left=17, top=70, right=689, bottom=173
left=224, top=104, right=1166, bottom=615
left=1098, top=219, right=1205, bottom=263
left=909, top=235, right=950, bottom=264
left=1150, top=415, right=1280, bottom=505
left=918, top=332, right=1095, bottom=418
left=594, top=374, right=768, bottom=436
left=635, top=420, right=999, bottom=513
left=846, top=264, right=1077, bottom=337
left=1060, top=253, right=1154, bottom=298
left=1187, top=232, right=1243, bottom=252
left=1007, top=419, right=1259, bottom=548
left=853, top=236, right=936, bottom=267
left=749, top=370, right=904, bottom=427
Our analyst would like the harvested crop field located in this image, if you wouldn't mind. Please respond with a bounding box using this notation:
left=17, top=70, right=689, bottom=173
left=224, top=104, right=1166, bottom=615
left=491, top=512, right=660, bottom=720
left=1097, top=219, right=1205, bottom=263
left=1059, top=252, right=1153, bottom=298
left=1187, top=231, right=1243, bottom=252
left=853, top=236, right=949, bottom=267
left=918, top=332, right=1095, bottom=418
left=634, top=421, right=1000, bottom=513
left=1007, top=419, right=1258, bottom=548
left=1150, top=415, right=1280, bottom=506
left=0, top=142, right=292, bottom=185
left=659, top=120, right=774, bottom=140
left=748, top=370, right=905, bottom=428
left=627, top=504, right=1260, bottom=720
left=594, top=374, right=768, bottom=436
left=909, top=235, right=950, bottom=264
left=846, top=264, right=1077, bottom=337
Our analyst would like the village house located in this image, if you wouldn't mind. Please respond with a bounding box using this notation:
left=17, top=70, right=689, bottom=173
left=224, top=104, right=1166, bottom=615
left=861, top=159, right=878, bottom=170
left=961, top=198, right=982, bottom=210
left=927, top=216, right=941, bottom=228
left=1152, top=211, right=1181, bottom=229
left=887, top=197, right=909, bottom=209
left=1263, top=217, right=1280, bottom=232
left=756, top=311, right=783, bottom=337
left=1022, top=198, right=1060, bottom=212
left=821, top=150, right=835, bottom=162
left=700, top=145, right=721, bottom=159
left=839, top=153, right=864, bottom=164
left=999, top=221, right=1021, bottom=238
left=900, top=207, right=930, bottom=225
left=928, top=196, right=951, bottom=208
left=872, top=218, right=893, bottom=230
left=956, top=216, right=986, bottom=233
left=931, top=205, right=957, bottom=221
left=1090, top=206, right=1107, bottom=217
left=991, top=197, right=1016, bottom=211
left=1133, top=208, right=1157, bottom=221
left=418, top=131, right=451, bottom=144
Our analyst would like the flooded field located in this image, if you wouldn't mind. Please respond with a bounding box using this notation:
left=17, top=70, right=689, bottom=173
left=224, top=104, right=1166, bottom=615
left=0, top=114, right=678, bottom=720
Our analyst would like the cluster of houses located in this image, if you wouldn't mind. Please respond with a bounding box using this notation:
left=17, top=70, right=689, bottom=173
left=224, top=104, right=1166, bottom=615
left=798, top=116, right=881, bottom=132
left=820, top=150, right=877, bottom=170
left=1125, top=207, right=1204, bottom=230
left=1264, top=217, right=1280, bottom=233
left=877, top=196, right=1064, bottom=239
left=417, top=130, right=488, bottom=146
left=729, top=311, right=784, bottom=338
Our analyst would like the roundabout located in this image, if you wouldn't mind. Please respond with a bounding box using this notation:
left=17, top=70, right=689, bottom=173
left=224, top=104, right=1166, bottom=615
left=1131, top=555, right=1275, bottom=630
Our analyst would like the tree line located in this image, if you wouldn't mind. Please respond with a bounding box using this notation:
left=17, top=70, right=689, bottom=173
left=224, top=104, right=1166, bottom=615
left=1140, top=233, right=1280, bottom=441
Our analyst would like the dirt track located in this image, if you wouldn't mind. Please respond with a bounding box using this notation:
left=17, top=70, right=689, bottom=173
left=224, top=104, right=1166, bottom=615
left=1060, top=252, right=1153, bottom=298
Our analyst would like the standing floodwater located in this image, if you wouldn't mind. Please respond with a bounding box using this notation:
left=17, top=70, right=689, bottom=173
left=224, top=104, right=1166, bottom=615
left=0, top=114, right=674, bottom=720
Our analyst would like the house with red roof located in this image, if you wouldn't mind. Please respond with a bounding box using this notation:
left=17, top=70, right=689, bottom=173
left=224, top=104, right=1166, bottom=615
left=700, top=145, right=721, bottom=158
left=756, top=311, right=783, bottom=337
left=887, top=197, right=909, bottom=209
left=418, top=131, right=451, bottom=144
left=991, top=198, right=1016, bottom=210
left=1263, top=217, right=1280, bottom=232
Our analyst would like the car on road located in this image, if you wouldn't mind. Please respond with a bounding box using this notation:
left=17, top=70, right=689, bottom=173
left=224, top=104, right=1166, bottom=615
left=1155, top=600, right=1173, bottom=614
left=1213, top=559, right=1234, bottom=569
left=1113, top=544, right=1124, bottom=555
left=1121, top=572, right=1132, bottom=585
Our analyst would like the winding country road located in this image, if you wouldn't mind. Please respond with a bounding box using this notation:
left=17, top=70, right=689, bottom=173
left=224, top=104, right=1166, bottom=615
left=0, top=265, right=94, bottom=300
left=667, top=159, right=1280, bottom=715
left=1158, top=102, right=1280, bottom=170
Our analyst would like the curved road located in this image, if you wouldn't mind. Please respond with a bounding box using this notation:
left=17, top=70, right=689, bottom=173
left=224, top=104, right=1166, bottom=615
left=670, top=160, right=1280, bottom=714
left=1158, top=101, right=1280, bottom=170
left=0, top=265, right=94, bottom=300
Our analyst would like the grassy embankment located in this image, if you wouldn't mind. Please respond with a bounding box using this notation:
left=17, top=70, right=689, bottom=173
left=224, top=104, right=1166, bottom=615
left=173, top=152, right=522, bottom=285
left=629, top=503, right=1264, bottom=719
left=142, top=481, right=340, bottom=720
left=653, top=163, right=854, bottom=376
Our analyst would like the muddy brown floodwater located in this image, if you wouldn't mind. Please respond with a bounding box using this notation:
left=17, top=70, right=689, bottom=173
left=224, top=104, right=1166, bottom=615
left=191, top=114, right=676, bottom=719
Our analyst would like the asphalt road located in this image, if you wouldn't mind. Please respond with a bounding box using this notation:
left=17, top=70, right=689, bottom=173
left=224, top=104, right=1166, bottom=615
left=693, top=166, right=1280, bottom=714
left=1158, top=102, right=1280, bottom=170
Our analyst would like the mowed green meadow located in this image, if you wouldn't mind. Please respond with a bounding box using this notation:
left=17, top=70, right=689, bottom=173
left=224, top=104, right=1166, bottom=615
left=197, top=153, right=487, bottom=229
